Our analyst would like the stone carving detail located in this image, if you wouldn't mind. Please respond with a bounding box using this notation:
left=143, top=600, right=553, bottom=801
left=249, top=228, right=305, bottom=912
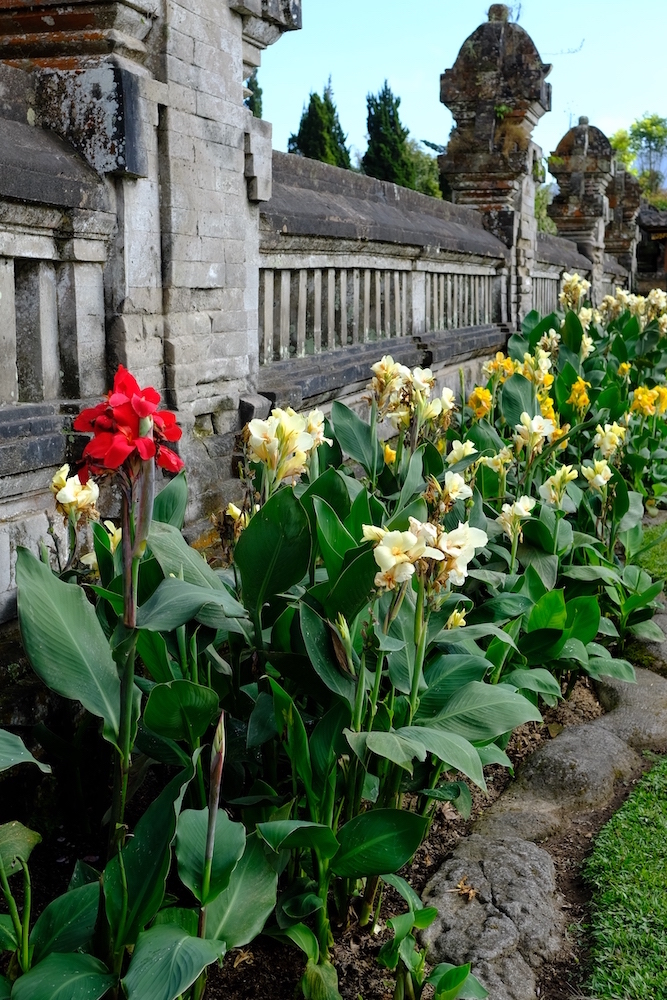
left=605, top=168, right=641, bottom=277
left=0, top=1, right=157, bottom=177
left=548, top=117, right=614, bottom=303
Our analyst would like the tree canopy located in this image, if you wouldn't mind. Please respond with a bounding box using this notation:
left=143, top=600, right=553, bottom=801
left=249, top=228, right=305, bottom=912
left=361, top=81, right=415, bottom=189
left=288, top=79, right=350, bottom=169
left=244, top=70, right=262, bottom=119
left=611, top=114, right=667, bottom=197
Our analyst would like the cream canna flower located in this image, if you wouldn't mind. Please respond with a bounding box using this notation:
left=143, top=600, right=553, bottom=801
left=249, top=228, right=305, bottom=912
left=443, top=471, right=473, bottom=502
left=54, top=472, right=100, bottom=521
left=593, top=422, right=626, bottom=459
left=539, top=465, right=578, bottom=506
left=514, top=412, right=555, bottom=457
left=480, top=446, right=513, bottom=474
left=446, top=439, right=477, bottom=466
left=50, top=464, right=70, bottom=495
left=305, top=409, right=333, bottom=448
left=497, top=495, right=535, bottom=543
left=436, top=522, right=488, bottom=587
left=581, top=459, right=612, bottom=492
left=362, top=524, right=387, bottom=543
left=411, top=367, right=436, bottom=396
left=440, top=387, right=456, bottom=413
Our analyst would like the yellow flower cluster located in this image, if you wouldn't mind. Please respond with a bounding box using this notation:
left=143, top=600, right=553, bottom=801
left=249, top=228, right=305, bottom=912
left=468, top=386, right=492, bottom=419
left=630, top=386, right=660, bottom=417
left=581, top=459, right=612, bottom=492
left=368, top=355, right=456, bottom=432
left=549, top=420, right=570, bottom=450
left=598, top=287, right=667, bottom=331
left=497, top=495, right=535, bottom=544
left=247, top=406, right=330, bottom=485
left=520, top=349, right=554, bottom=391
left=539, top=465, right=578, bottom=507
left=566, top=377, right=591, bottom=417
left=363, top=518, right=487, bottom=591
left=593, top=422, right=627, bottom=459
left=424, top=471, right=473, bottom=516
left=482, top=351, right=517, bottom=383
left=539, top=393, right=556, bottom=422
left=618, top=362, right=631, bottom=379
left=559, top=272, right=591, bottom=312
left=50, top=464, right=99, bottom=522
left=514, top=412, right=555, bottom=458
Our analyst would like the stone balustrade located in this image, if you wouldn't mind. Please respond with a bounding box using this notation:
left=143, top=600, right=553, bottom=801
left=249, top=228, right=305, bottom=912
left=0, top=1, right=641, bottom=625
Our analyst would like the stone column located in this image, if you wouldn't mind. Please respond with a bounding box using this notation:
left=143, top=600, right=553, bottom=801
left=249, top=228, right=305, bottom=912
left=547, top=117, right=614, bottom=304
left=439, top=3, right=552, bottom=327
left=605, top=167, right=641, bottom=284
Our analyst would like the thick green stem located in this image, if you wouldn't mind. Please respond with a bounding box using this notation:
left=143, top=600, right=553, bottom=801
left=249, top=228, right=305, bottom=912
left=114, top=638, right=138, bottom=854
left=19, top=859, right=31, bottom=972
left=408, top=577, right=428, bottom=721
left=509, top=531, right=519, bottom=575
left=369, top=399, right=379, bottom=492
left=314, top=854, right=332, bottom=960
left=359, top=874, right=380, bottom=927
left=0, top=855, right=23, bottom=966
left=193, top=714, right=226, bottom=1000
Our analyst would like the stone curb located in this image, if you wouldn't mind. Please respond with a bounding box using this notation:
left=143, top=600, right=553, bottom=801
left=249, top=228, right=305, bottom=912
left=421, top=667, right=667, bottom=1000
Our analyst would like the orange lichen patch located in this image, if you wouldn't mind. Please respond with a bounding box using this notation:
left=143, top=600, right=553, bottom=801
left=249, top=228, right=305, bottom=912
left=191, top=528, right=221, bottom=553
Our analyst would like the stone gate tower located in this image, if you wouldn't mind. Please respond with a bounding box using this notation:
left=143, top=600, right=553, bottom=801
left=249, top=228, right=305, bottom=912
left=438, top=3, right=551, bottom=325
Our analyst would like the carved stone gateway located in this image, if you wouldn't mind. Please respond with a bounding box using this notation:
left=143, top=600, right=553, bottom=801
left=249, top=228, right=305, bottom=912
left=439, top=3, right=552, bottom=325
left=548, top=117, right=614, bottom=303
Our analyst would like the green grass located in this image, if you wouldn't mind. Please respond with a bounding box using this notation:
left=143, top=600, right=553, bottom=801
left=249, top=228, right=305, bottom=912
left=585, top=755, right=667, bottom=999
left=634, top=523, right=667, bottom=581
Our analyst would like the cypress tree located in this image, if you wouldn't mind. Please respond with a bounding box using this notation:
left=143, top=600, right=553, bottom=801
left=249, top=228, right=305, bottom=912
left=288, top=79, right=350, bottom=169
left=362, top=81, right=415, bottom=189
left=244, top=69, right=262, bottom=119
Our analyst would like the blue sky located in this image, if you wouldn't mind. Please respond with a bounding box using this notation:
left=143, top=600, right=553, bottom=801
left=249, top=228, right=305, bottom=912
left=259, top=0, right=666, bottom=176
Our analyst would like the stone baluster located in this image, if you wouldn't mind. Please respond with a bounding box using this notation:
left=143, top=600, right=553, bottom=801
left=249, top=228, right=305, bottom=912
left=438, top=3, right=552, bottom=327
left=547, top=117, right=614, bottom=304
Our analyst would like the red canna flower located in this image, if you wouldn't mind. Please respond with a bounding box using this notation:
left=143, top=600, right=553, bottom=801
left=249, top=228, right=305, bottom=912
left=74, top=365, right=183, bottom=478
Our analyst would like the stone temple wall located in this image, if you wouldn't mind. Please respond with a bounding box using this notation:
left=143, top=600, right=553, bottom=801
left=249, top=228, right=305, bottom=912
left=0, top=1, right=637, bottom=626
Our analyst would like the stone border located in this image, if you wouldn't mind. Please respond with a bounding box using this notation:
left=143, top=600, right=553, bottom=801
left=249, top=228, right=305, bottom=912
left=421, top=667, right=667, bottom=1000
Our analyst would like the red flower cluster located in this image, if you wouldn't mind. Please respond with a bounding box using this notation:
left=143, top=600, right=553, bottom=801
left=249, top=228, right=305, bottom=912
left=74, top=366, right=184, bottom=478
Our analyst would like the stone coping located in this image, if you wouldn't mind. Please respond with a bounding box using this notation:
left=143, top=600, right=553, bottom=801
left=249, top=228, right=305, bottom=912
left=262, top=153, right=510, bottom=262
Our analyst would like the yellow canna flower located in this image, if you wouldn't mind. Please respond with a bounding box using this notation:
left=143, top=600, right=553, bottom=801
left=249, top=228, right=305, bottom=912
left=445, top=608, right=467, bottom=630
left=384, top=443, right=397, bottom=465
left=539, top=393, right=556, bottom=422
left=549, top=420, right=570, bottom=450
left=468, top=386, right=492, bottom=420
left=654, top=385, right=667, bottom=415
left=566, top=377, right=591, bottom=417
left=630, top=385, right=659, bottom=417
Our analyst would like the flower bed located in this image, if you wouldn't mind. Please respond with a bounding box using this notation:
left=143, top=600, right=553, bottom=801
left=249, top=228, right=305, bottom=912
left=1, top=276, right=667, bottom=1000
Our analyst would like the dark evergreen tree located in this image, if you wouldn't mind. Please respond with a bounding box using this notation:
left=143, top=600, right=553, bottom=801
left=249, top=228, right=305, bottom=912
left=362, top=81, right=415, bottom=189
left=244, top=69, right=262, bottom=119
left=288, top=79, right=350, bottom=169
